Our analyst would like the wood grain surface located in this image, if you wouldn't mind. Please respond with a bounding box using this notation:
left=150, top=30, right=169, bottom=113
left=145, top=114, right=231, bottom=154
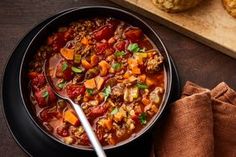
left=0, top=0, right=236, bottom=157
left=109, top=0, right=236, bottom=59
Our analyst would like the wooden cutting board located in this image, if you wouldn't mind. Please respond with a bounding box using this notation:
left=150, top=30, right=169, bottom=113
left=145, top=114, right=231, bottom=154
left=109, top=0, right=236, bottom=59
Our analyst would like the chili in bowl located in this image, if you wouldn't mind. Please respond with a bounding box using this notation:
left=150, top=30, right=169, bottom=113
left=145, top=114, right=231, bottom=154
left=20, top=6, right=172, bottom=151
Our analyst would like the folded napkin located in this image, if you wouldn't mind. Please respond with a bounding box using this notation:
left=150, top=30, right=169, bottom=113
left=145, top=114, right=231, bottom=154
left=154, top=81, right=236, bottom=157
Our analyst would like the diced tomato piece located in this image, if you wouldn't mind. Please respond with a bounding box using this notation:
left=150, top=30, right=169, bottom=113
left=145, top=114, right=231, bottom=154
left=66, top=84, right=86, bottom=99
left=47, top=27, right=74, bottom=52
left=63, top=68, right=74, bottom=81
left=47, top=32, right=66, bottom=53
left=131, top=114, right=139, bottom=124
left=28, top=72, right=45, bottom=89
left=35, top=90, right=47, bottom=108
left=47, top=86, right=56, bottom=103
left=56, top=125, right=69, bottom=137
left=56, top=62, right=74, bottom=81
left=28, top=71, right=38, bottom=79
left=39, top=108, right=57, bottom=122
left=104, top=47, right=115, bottom=56
left=64, top=28, right=74, bottom=41
left=96, top=128, right=105, bottom=142
left=53, top=33, right=66, bottom=52
left=124, top=27, right=143, bottom=42
left=34, top=86, right=56, bottom=108
left=138, top=38, right=153, bottom=50
left=114, top=40, right=126, bottom=51
left=80, top=133, right=90, bottom=145
left=95, top=42, right=108, bottom=54
left=93, top=24, right=116, bottom=41
left=89, top=105, right=107, bottom=118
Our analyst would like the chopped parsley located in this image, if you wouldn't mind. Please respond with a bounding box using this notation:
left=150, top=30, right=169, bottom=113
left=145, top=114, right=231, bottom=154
left=57, top=82, right=66, bottom=89
left=62, top=62, right=68, bottom=71
left=114, top=51, right=126, bottom=57
left=128, top=43, right=140, bottom=53
left=42, top=90, right=49, bottom=98
left=42, top=90, right=49, bottom=101
left=103, top=86, right=111, bottom=101
left=111, top=108, right=118, bottom=115
left=71, top=66, right=83, bottom=73
left=139, top=112, right=147, bottom=125
left=112, top=62, right=122, bottom=70
left=86, top=88, right=94, bottom=96
left=136, top=83, right=148, bottom=89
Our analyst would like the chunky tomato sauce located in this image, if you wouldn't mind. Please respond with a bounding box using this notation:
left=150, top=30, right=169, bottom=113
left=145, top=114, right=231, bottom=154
left=27, top=17, right=165, bottom=147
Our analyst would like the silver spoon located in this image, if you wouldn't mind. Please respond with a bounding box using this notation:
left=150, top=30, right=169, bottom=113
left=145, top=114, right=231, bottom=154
left=43, top=61, right=106, bottom=157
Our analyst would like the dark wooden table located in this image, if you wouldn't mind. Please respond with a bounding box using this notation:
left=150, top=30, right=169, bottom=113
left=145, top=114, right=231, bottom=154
left=0, top=0, right=235, bottom=156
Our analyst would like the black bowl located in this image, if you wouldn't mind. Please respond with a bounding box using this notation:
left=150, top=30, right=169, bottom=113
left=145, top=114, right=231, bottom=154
left=19, top=6, right=172, bottom=152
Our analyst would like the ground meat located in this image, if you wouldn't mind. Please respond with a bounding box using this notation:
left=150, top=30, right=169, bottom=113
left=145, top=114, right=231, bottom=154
left=111, top=83, right=125, bottom=99
left=85, top=67, right=99, bottom=79
left=146, top=55, right=163, bottom=73
left=149, top=87, right=164, bottom=104
left=106, top=78, right=117, bottom=87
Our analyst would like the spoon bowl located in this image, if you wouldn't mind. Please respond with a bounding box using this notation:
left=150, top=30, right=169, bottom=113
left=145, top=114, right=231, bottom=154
left=43, top=60, right=106, bottom=157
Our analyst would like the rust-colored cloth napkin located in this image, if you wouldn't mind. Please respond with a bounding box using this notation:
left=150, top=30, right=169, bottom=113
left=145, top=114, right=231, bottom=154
left=154, top=81, right=236, bottom=157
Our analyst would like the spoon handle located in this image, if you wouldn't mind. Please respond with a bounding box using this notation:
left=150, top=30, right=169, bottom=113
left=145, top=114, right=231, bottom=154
left=68, top=99, right=107, bottom=157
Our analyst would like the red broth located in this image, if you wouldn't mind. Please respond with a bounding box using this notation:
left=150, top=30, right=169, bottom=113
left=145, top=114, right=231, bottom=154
left=27, top=17, right=166, bottom=147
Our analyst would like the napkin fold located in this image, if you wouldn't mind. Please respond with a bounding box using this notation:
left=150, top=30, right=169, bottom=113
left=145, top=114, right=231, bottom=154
left=154, top=81, right=236, bottom=157
left=211, top=83, right=236, bottom=157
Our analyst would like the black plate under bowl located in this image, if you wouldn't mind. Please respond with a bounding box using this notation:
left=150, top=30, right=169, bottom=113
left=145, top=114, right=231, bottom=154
left=1, top=7, right=180, bottom=157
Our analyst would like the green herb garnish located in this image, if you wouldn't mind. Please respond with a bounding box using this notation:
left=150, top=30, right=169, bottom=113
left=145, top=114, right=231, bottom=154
left=114, top=51, right=126, bottom=57
left=71, top=66, right=83, bottom=73
left=42, top=91, right=49, bottom=98
left=111, top=108, right=118, bottom=115
left=86, top=88, right=94, bottom=96
left=139, top=112, right=147, bottom=125
left=136, top=83, right=148, bottom=89
left=57, top=82, right=66, bottom=89
left=128, top=43, right=140, bottom=53
left=62, top=62, right=68, bottom=71
left=42, top=90, right=49, bottom=101
left=112, top=62, right=122, bottom=70
left=103, top=86, right=111, bottom=101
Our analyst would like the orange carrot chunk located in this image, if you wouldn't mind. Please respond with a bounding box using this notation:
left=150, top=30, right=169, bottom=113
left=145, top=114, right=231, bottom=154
left=131, top=67, right=141, bottom=74
left=98, top=60, right=110, bottom=76
left=60, top=48, right=74, bottom=60
left=84, top=78, right=96, bottom=89
left=90, top=54, right=99, bottom=66
left=139, top=74, right=146, bottom=82
left=146, top=77, right=156, bottom=86
left=81, top=37, right=89, bottom=45
left=142, top=97, right=150, bottom=106
left=95, top=76, right=105, bottom=90
left=81, top=59, right=92, bottom=69
left=64, top=110, right=79, bottom=126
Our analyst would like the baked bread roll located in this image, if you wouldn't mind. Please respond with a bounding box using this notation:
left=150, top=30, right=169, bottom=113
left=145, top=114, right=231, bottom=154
left=222, top=0, right=236, bottom=18
left=152, top=0, right=203, bottom=13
